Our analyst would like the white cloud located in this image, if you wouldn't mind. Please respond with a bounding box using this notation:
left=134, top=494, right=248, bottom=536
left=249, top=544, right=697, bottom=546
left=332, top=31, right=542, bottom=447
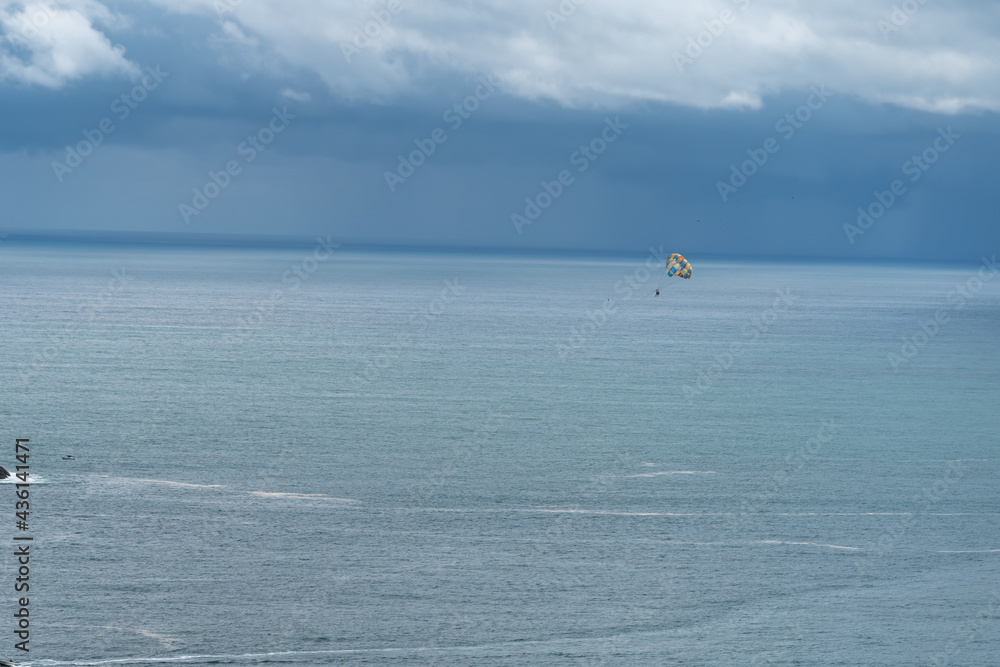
left=104, top=0, right=1000, bottom=113
left=721, top=91, right=762, bottom=110
left=0, top=0, right=138, bottom=87
left=280, top=87, right=310, bottom=102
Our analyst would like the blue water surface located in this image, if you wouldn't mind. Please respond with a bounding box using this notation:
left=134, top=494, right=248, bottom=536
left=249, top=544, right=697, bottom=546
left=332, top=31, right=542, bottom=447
left=1, top=243, right=998, bottom=665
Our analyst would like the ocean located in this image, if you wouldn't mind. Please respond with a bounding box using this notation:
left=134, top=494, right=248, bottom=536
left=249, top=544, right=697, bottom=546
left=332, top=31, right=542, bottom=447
left=1, top=242, right=998, bottom=665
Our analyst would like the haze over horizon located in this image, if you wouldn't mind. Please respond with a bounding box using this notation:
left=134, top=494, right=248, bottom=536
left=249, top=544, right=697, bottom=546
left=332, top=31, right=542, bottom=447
left=1, top=0, right=998, bottom=262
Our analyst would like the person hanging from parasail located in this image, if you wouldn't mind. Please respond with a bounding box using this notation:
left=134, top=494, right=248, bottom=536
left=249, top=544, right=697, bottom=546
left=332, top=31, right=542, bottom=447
left=654, top=253, right=693, bottom=296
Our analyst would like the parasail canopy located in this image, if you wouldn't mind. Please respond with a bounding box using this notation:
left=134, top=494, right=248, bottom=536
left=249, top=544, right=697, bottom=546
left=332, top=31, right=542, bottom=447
left=666, top=253, right=693, bottom=279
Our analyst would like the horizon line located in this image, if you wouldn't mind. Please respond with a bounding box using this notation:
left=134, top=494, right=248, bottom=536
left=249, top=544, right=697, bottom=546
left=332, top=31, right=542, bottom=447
left=0, top=227, right=983, bottom=267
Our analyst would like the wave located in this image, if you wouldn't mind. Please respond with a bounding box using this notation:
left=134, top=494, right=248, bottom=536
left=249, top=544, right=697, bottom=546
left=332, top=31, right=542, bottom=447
left=533, top=508, right=704, bottom=516
left=760, top=540, right=860, bottom=551
left=398, top=507, right=996, bottom=517
left=18, top=628, right=717, bottom=665
left=93, top=476, right=224, bottom=489
left=0, top=475, right=47, bottom=483
left=625, top=471, right=716, bottom=478
left=403, top=507, right=713, bottom=516
left=133, top=479, right=225, bottom=489
left=96, top=477, right=358, bottom=502
left=98, top=627, right=180, bottom=650
left=249, top=492, right=355, bottom=502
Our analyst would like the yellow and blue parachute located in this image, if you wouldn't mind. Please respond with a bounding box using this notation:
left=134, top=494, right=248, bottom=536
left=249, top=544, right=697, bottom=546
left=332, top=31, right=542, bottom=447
left=666, top=253, right=692, bottom=279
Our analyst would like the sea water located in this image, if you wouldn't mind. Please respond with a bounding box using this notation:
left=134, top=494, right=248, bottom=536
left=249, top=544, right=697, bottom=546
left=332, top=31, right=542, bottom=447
left=0, top=243, right=998, bottom=665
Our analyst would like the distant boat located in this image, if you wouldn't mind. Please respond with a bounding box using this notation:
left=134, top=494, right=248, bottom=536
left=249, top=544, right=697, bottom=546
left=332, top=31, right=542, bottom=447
left=0, top=658, right=19, bottom=666
left=63, top=455, right=76, bottom=460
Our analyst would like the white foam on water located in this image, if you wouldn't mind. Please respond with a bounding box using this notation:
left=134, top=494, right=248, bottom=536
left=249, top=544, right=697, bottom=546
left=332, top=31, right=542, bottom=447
left=760, top=540, right=860, bottom=551
left=99, top=627, right=180, bottom=650
left=248, top=491, right=355, bottom=502
left=532, top=508, right=704, bottom=516
left=399, top=507, right=971, bottom=518
left=397, top=507, right=714, bottom=517
left=626, top=471, right=717, bottom=478
left=135, top=479, right=225, bottom=489
left=95, top=476, right=224, bottom=489
left=0, top=475, right=47, bottom=483
left=135, top=631, right=179, bottom=649
left=19, top=631, right=693, bottom=665
left=772, top=512, right=984, bottom=516
left=899, top=458, right=991, bottom=463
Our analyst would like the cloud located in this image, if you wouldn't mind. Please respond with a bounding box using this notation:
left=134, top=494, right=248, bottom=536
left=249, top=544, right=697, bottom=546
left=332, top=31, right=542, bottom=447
left=280, top=87, right=310, bottom=102
left=0, top=0, right=138, bottom=87
left=2, top=1, right=998, bottom=115
left=7, top=0, right=997, bottom=115
left=134, top=0, right=1000, bottom=114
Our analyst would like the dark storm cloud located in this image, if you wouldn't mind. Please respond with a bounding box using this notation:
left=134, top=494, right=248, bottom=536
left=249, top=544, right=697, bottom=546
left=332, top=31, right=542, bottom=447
left=1, top=1, right=998, bottom=261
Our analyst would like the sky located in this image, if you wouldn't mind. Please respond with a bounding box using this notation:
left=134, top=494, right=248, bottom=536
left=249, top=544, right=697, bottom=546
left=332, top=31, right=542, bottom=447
left=0, top=0, right=998, bottom=261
